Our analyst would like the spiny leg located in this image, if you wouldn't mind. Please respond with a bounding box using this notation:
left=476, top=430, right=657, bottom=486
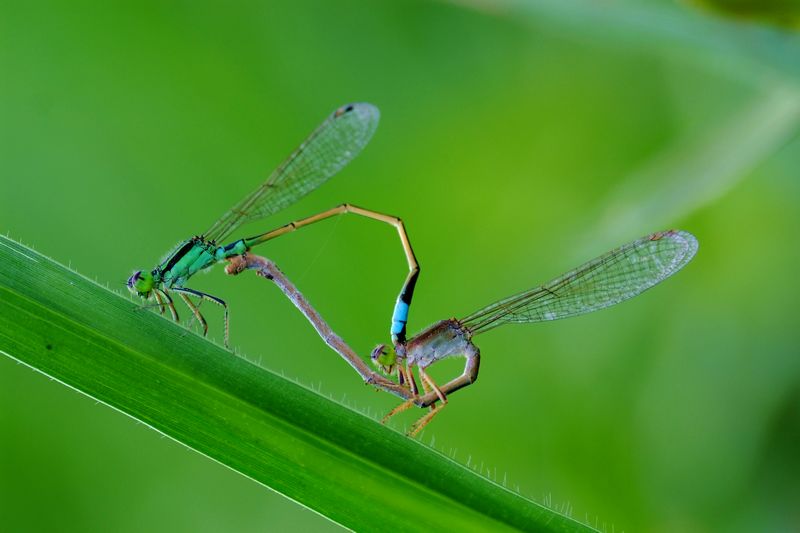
left=405, top=360, right=419, bottom=396
left=419, top=371, right=431, bottom=396
left=152, top=290, right=166, bottom=315
left=409, top=367, right=448, bottom=437
left=397, top=365, right=409, bottom=388
left=417, top=366, right=442, bottom=413
left=177, top=292, right=208, bottom=337
left=417, top=345, right=481, bottom=409
left=420, top=366, right=447, bottom=404
left=172, top=287, right=229, bottom=348
left=244, top=203, right=420, bottom=343
left=388, top=351, right=478, bottom=435
left=381, top=398, right=417, bottom=425
left=135, top=295, right=171, bottom=315
left=156, top=288, right=179, bottom=322
left=408, top=407, right=444, bottom=437
left=179, top=292, right=207, bottom=330
left=381, top=362, right=422, bottom=426
left=418, top=368, right=439, bottom=424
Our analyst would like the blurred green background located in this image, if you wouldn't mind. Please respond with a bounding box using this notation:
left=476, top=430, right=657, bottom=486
left=1, top=1, right=799, bottom=531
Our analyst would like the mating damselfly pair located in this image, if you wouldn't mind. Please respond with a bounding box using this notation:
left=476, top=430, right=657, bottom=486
left=128, top=103, right=698, bottom=435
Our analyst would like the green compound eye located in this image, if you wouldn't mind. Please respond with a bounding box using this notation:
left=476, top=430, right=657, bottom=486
left=127, top=270, right=154, bottom=296
left=377, top=347, right=397, bottom=368
left=370, top=344, right=397, bottom=373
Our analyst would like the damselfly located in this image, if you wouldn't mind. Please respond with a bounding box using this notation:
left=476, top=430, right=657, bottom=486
left=127, top=103, right=419, bottom=347
left=371, top=230, right=698, bottom=435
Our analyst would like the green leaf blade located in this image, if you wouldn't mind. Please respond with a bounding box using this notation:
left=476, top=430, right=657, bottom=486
left=0, top=236, right=594, bottom=532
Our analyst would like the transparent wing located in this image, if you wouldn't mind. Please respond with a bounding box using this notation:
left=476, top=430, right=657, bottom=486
left=203, top=103, right=380, bottom=243
left=461, top=230, right=698, bottom=335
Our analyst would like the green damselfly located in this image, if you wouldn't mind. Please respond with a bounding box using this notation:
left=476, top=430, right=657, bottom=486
left=128, top=103, right=419, bottom=347
left=371, top=229, right=698, bottom=435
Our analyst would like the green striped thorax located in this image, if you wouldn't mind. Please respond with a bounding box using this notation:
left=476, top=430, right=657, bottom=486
left=127, top=237, right=250, bottom=299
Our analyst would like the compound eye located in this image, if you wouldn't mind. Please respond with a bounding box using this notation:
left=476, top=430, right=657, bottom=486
left=371, top=344, right=387, bottom=361
left=127, top=271, right=142, bottom=289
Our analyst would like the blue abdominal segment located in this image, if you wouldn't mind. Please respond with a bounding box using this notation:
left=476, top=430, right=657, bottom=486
left=391, top=300, right=410, bottom=339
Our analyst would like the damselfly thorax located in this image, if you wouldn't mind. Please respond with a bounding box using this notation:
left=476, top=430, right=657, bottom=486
left=401, top=319, right=473, bottom=368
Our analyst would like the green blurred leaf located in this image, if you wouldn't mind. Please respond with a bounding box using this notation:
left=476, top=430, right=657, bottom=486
left=574, top=83, right=800, bottom=258
left=0, top=235, right=595, bottom=532
left=454, top=0, right=800, bottom=83
left=686, top=0, right=800, bottom=28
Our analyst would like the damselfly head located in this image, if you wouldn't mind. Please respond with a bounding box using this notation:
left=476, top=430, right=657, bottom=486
left=371, top=343, right=397, bottom=375
left=127, top=270, right=155, bottom=298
